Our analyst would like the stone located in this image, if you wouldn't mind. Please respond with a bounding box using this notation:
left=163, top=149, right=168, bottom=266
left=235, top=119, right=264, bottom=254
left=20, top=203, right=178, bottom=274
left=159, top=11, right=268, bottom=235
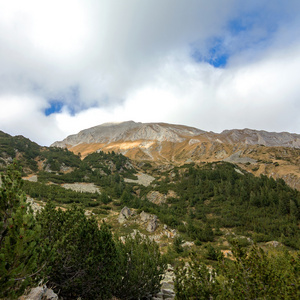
left=182, top=241, right=194, bottom=248
left=43, top=289, right=58, bottom=300
left=118, top=206, right=131, bottom=224
left=140, top=211, right=152, bottom=222
left=266, top=240, right=282, bottom=247
left=147, top=218, right=158, bottom=232
left=140, top=211, right=158, bottom=232
left=162, top=289, right=175, bottom=297
left=161, top=282, right=174, bottom=290
left=147, top=191, right=166, bottom=205
left=20, top=285, right=58, bottom=300
left=24, top=286, right=45, bottom=300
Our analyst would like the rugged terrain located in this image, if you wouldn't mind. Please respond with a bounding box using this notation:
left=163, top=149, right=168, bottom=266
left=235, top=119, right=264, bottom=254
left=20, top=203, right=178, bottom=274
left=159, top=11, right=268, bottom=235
left=52, top=121, right=300, bottom=190
left=1, top=125, right=300, bottom=299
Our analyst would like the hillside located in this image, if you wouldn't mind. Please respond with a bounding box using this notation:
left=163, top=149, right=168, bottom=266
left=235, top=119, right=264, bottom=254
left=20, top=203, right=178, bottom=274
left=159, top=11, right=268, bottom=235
left=1, top=128, right=300, bottom=298
left=1, top=128, right=299, bottom=250
left=51, top=121, right=300, bottom=191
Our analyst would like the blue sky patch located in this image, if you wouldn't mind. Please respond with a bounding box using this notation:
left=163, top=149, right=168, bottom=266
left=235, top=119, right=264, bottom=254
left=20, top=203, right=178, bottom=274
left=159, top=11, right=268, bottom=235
left=45, top=100, right=64, bottom=116
left=191, top=37, right=228, bottom=68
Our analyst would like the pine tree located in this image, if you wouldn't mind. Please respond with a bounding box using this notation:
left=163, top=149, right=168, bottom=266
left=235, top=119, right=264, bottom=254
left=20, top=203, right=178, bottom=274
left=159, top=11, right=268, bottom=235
left=114, top=232, right=166, bottom=300
left=38, top=204, right=120, bottom=300
left=0, top=161, right=46, bottom=298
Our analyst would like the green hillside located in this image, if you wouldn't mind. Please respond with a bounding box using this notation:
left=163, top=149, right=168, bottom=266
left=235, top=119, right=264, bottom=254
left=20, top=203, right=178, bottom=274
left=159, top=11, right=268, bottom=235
left=1, top=131, right=300, bottom=299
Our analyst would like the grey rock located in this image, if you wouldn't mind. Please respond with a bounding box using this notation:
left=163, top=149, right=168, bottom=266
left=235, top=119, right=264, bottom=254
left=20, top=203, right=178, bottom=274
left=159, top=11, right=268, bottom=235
left=266, top=240, right=282, bottom=247
left=43, top=289, right=58, bottom=300
left=52, top=122, right=300, bottom=151
left=147, top=218, right=158, bottom=232
left=51, top=121, right=204, bottom=148
left=223, top=151, right=257, bottom=164
left=124, top=173, right=155, bottom=187
left=25, top=286, right=45, bottom=300
left=140, top=211, right=152, bottom=222
left=118, top=206, right=131, bottom=224
left=162, top=289, right=175, bottom=296
left=161, top=282, right=174, bottom=290
left=140, top=211, right=158, bottom=232
left=21, top=286, right=58, bottom=300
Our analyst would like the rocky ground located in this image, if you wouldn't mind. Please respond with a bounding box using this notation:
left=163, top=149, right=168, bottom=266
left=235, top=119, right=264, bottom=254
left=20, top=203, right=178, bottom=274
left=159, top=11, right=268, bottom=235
left=61, top=182, right=100, bottom=193
left=124, top=172, right=155, bottom=187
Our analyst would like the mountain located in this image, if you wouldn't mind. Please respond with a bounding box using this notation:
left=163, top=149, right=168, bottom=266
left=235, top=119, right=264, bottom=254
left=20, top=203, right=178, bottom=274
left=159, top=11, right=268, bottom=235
left=52, top=121, right=300, bottom=154
left=51, top=121, right=300, bottom=190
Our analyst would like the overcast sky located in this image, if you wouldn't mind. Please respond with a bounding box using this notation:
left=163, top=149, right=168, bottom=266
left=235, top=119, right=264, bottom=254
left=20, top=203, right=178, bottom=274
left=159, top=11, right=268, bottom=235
left=0, top=0, right=300, bottom=145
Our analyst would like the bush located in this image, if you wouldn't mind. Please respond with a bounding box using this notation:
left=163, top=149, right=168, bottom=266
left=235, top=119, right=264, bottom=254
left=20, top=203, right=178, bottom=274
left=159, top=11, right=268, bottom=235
left=0, top=162, right=47, bottom=299
left=114, top=233, right=166, bottom=300
left=37, top=204, right=120, bottom=300
left=175, top=244, right=300, bottom=299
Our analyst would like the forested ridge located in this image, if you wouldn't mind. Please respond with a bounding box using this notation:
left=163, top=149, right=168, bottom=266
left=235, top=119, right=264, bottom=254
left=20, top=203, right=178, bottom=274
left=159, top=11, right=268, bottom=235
left=0, top=131, right=300, bottom=298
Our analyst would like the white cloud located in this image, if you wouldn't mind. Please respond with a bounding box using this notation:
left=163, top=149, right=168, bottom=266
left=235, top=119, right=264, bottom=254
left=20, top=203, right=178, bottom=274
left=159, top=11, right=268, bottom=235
left=0, top=0, right=300, bottom=145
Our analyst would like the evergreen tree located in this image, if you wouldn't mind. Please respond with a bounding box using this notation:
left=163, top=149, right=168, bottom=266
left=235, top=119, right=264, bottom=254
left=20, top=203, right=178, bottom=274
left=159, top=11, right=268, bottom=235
left=38, top=204, right=120, bottom=300
left=114, top=232, right=166, bottom=300
left=175, top=244, right=300, bottom=299
left=0, top=161, right=46, bottom=298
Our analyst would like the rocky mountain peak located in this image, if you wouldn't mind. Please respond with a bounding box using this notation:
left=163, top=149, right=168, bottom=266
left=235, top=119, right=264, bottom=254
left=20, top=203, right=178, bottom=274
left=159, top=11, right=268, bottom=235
left=51, top=121, right=205, bottom=148
left=220, top=128, right=300, bottom=148
left=52, top=122, right=300, bottom=151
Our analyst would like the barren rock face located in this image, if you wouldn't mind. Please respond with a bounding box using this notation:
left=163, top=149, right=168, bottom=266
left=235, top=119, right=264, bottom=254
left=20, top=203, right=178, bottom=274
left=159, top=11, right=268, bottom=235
left=51, top=121, right=204, bottom=147
left=220, top=128, right=300, bottom=148
left=52, top=121, right=300, bottom=149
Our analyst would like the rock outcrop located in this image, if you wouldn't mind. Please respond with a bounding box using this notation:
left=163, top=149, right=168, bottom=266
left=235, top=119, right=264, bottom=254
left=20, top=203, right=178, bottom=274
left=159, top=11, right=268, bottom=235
left=118, top=206, right=132, bottom=224
left=153, top=264, right=175, bottom=300
left=19, top=285, right=58, bottom=300
left=140, top=211, right=158, bottom=232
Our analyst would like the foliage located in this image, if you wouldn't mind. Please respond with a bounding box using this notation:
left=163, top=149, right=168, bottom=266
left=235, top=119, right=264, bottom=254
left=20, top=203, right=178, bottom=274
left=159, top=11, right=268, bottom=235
left=114, top=232, right=166, bottom=300
left=0, top=131, right=40, bottom=172
left=41, top=147, right=81, bottom=171
left=175, top=252, right=220, bottom=299
left=141, top=162, right=300, bottom=248
left=23, top=180, right=99, bottom=207
left=0, top=161, right=46, bottom=298
left=203, top=243, right=223, bottom=261
left=175, top=244, right=300, bottom=299
left=173, top=235, right=184, bottom=253
left=37, top=204, right=120, bottom=300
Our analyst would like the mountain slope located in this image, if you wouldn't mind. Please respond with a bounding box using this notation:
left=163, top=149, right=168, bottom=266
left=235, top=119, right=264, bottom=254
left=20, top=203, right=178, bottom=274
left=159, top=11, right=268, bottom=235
left=52, top=121, right=300, bottom=152
left=51, top=121, right=300, bottom=191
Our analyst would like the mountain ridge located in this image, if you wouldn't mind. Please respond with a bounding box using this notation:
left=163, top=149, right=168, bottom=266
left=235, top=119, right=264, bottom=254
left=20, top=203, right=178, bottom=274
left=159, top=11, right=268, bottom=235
left=51, top=121, right=300, bottom=150
left=50, top=121, right=300, bottom=191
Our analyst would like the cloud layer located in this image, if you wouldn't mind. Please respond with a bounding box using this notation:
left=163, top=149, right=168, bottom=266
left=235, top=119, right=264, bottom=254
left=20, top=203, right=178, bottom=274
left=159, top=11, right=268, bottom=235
left=0, top=0, right=300, bottom=145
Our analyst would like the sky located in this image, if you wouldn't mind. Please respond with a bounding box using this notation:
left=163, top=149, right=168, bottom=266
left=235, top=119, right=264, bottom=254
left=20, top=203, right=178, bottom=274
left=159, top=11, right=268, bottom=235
left=0, top=0, right=300, bottom=146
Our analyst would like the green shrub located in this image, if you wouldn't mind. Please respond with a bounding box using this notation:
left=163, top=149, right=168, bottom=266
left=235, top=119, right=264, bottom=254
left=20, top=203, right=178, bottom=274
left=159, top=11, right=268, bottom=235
left=175, top=244, right=300, bottom=299
left=0, top=162, right=47, bottom=299
left=37, top=205, right=120, bottom=300
left=114, top=233, right=166, bottom=299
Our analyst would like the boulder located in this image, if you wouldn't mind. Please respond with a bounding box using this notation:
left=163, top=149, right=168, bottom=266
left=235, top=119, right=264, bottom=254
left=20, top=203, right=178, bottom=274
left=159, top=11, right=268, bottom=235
left=140, top=211, right=158, bottom=232
left=19, top=286, right=58, bottom=300
left=147, top=218, right=158, bottom=233
left=140, top=211, right=152, bottom=222
left=43, top=288, right=58, bottom=299
left=118, top=206, right=131, bottom=224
